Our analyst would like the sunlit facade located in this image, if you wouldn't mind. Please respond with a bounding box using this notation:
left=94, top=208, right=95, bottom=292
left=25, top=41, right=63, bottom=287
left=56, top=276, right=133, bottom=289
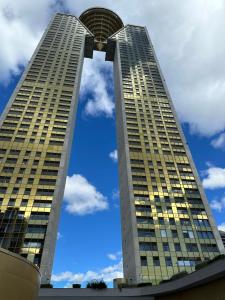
left=0, top=8, right=223, bottom=285
left=110, top=24, right=224, bottom=284
left=0, top=13, right=93, bottom=284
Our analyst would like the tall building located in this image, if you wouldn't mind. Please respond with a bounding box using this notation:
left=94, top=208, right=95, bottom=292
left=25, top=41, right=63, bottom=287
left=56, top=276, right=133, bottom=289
left=219, top=231, right=225, bottom=248
left=0, top=7, right=224, bottom=285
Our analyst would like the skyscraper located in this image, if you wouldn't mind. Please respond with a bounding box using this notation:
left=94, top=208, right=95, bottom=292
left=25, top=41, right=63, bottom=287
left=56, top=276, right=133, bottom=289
left=0, top=7, right=223, bottom=285
left=219, top=231, right=225, bottom=248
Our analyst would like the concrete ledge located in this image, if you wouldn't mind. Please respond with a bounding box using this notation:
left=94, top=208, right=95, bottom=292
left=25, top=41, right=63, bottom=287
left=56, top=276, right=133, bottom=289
left=38, top=257, right=225, bottom=299
left=0, top=247, right=40, bottom=300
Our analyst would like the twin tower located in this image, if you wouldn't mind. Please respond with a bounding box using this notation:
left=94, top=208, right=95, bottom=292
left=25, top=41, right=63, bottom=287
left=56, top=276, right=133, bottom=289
left=0, top=7, right=223, bottom=285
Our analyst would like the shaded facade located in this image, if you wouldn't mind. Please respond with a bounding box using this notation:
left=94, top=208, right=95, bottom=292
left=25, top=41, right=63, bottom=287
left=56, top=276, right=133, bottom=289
left=0, top=8, right=224, bottom=285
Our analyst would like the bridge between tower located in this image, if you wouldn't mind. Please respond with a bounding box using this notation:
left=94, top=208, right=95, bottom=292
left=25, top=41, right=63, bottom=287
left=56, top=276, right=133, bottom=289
left=79, top=7, right=124, bottom=61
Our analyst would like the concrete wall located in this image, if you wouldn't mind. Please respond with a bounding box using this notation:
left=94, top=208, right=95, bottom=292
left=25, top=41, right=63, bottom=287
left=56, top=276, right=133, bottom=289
left=0, top=248, right=40, bottom=300
left=157, top=277, right=225, bottom=300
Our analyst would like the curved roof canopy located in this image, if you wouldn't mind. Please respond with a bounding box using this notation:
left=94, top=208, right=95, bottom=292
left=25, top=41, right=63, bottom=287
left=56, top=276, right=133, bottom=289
left=80, top=7, right=124, bottom=51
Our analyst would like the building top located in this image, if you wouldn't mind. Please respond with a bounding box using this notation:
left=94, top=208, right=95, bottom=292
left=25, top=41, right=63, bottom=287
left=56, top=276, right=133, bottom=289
left=79, top=7, right=124, bottom=51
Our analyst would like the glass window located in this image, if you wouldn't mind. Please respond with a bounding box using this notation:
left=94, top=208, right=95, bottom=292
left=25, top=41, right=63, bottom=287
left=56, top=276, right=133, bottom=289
left=139, top=242, right=158, bottom=251
left=153, top=256, right=160, bottom=266
left=165, top=257, right=172, bottom=266
left=160, top=230, right=167, bottom=237
left=158, top=217, right=164, bottom=225
left=140, top=256, right=147, bottom=266
left=163, top=243, right=169, bottom=251
left=174, top=243, right=181, bottom=251
left=183, top=230, right=194, bottom=239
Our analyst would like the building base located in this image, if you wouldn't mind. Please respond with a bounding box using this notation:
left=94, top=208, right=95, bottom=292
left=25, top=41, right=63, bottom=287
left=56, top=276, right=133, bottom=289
left=38, top=257, right=225, bottom=300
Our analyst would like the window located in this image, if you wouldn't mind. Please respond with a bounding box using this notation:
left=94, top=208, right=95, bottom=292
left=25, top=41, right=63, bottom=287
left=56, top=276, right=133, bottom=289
left=19, top=168, right=25, bottom=174
left=172, top=230, right=178, bottom=238
left=140, top=256, right=147, bottom=266
left=44, top=160, right=60, bottom=167
left=12, top=188, right=19, bottom=194
left=197, top=231, right=214, bottom=239
left=153, top=256, right=160, bottom=266
left=39, top=179, right=56, bottom=185
left=6, top=158, right=17, bottom=164
left=23, top=240, right=43, bottom=248
left=0, top=176, right=10, bottom=183
left=165, top=257, right=172, bottom=266
left=33, top=200, right=52, bottom=208
left=9, top=150, right=20, bottom=155
left=135, top=205, right=151, bottom=212
left=24, top=188, right=31, bottom=195
left=2, top=167, right=14, bottom=173
left=177, top=208, right=188, bottom=214
left=169, top=218, right=175, bottom=225
left=156, top=206, right=163, bottom=213
left=136, top=216, right=153, bottom=224
left=180, top=218, right=191, bottom=226
left=174, top=243, right=181, bottom=251
left=28, top=178, right=34, bottom=184
left=158, top=217, right=164, bottom=225
left=160, top=230, right=167, bottom=237
left=163, top=243, right=169, bottom=251
left=183, top=230, right=194, bottom=239
left=177, top=258, right=196, bottom=267
left=41, top=170, right=58, bottom=176
left=30, top=212, right=49, bottom=220
left=186, top=243, right=198, bottom=252
left=21, top=200, right=28, bottom=207
left=36, top=189, right=54, bottom=196
left=138, top=229, right=155, bottom=237
left=16, top=177, right=22, bottom=184
left=8, top=199, right=15, bottom=206
left=194, top=219, right=210, bottom=227
left=200, top=244, right=218, bottom=252
left=139, top=242, right=158, bottom=251
left=27, top=225, right=47, bottom=234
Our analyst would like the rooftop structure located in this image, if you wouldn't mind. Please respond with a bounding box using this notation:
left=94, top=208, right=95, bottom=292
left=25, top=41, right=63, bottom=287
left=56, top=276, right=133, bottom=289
left=79, top=7, right=123, bottom=51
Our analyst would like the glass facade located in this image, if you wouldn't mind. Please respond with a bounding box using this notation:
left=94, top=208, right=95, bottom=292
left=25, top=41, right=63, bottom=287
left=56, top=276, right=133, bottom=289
left=112, top=24, right=224, bottom=284
left=0, top=13, right=92, bottom=284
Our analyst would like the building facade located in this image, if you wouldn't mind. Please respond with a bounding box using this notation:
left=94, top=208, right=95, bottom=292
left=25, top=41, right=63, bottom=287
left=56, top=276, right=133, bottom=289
left=0, top=7, right=224, bottom=285
left=219, top=231, right=225, bottom=248
left=0, top=13, right=93, bottom=284
left=110, top=24, right=224, bottom=284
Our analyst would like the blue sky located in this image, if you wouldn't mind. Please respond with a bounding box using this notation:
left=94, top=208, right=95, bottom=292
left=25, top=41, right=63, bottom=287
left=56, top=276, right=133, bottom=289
left=1, top=0, right=225, bottom=288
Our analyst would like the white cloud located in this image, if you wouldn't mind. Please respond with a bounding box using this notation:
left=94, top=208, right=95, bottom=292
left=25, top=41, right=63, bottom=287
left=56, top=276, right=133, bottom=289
left=109, top=150, right=118, bottom=162
left=210, top=198, right=225, bottom=212
left=112, top=189, right=119, bottom=200
left=81, top=51, right=114, bottom=118
left=52, top=271, right=84, bottom=283
left=51, top=259, right=123, bottom=284
left=57, top=232, right=62, bottom=240
left=202, top=166, right=225, bottom=189
left=0, top=0, right=62, bottom=82
left=64, top=174, right=108, bottom=215
left=218, top=223, right=225, bottom=232
left=107, top=254, right=117, bottom=260
left=107, top=251, right=122, bottom=261
left=211, top=133, right=225, bottom=150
